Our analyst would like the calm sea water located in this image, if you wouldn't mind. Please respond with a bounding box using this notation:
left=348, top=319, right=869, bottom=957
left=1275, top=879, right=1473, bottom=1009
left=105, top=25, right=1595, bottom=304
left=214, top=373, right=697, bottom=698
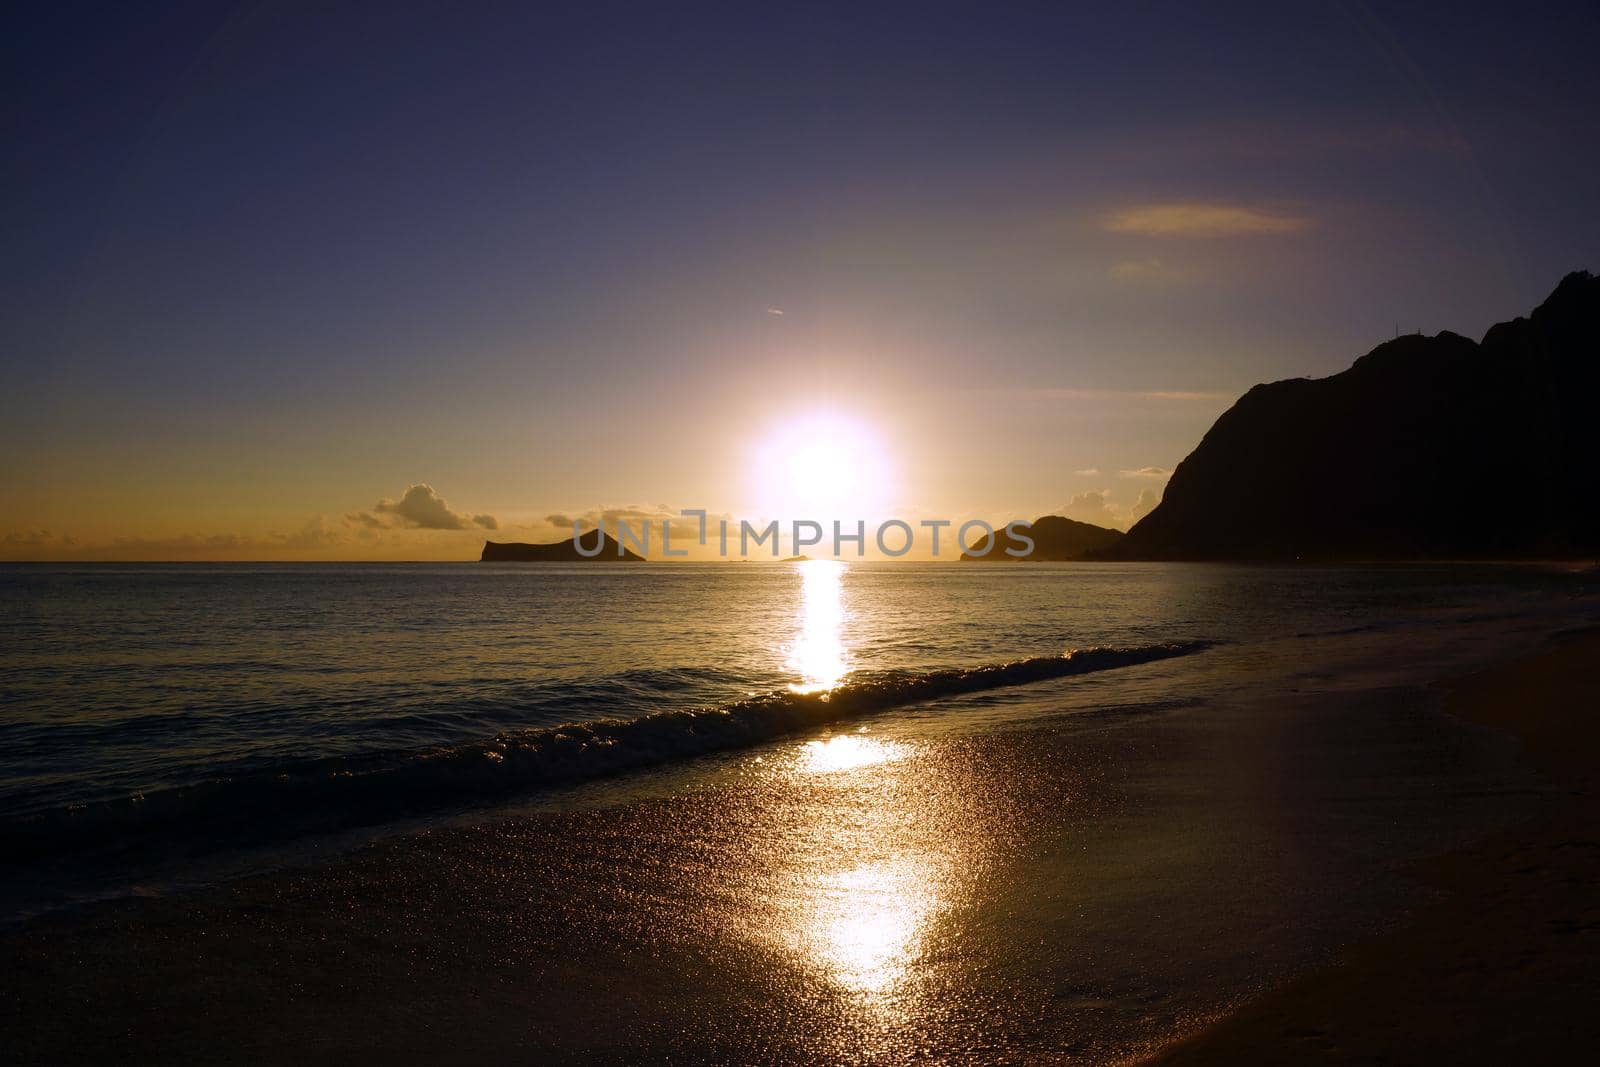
left=0, top=561, right=1593, bottom=918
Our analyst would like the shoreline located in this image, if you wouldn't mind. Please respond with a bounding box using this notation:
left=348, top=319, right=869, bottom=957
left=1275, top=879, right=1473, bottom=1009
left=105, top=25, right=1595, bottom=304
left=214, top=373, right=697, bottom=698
left=1152, top=626, right=1600, bottom=1063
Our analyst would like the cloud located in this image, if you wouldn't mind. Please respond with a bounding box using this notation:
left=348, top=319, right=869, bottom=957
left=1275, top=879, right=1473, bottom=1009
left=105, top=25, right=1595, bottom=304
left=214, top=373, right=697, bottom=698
left=962, top=386, right=1234, bottom=404
left=109, top=534, right=253, bottom=554
left=2, top=529, right=76, bottom=548
left=766, top=306, right=785, bottom=316
left=354, top=483, right=499, bottom=531
left=1103, top=203, right=1311, bottom=238
left=2, top=507, right=508, bottom=562
left=1073, top=468, right=1101, bottom=476
left=1061, top=491, right=1119, bottom=527
left=1, top=518, right=357, bottom=561
left=273, top=516, right=345, bottom=550
left=1108, top=257, right=1187, bottom=282
left=535, top=505, right=745, bottom=555
left=1119, top=466, right=1170, bottom=478
left=549, top=505, right=727, bottom=540
left=1060, top=487, right=1161, bottom=532
left=1137, top=391, right=1234, bottom=401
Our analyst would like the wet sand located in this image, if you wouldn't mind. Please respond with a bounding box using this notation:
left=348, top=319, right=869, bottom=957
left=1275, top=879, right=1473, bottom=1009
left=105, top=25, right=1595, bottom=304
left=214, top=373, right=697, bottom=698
left=1156, top=629, right=1600, bottom=1064
left=0, top=638, right=1568, bottom=1064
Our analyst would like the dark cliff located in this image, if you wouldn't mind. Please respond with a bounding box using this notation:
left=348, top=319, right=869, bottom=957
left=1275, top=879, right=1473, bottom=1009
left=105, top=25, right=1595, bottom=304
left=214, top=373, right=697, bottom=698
left=1105, top=272, right=1600, bottom=560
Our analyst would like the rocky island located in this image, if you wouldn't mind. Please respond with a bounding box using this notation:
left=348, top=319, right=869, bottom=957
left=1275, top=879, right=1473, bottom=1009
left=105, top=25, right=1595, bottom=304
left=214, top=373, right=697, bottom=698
left=480, top=531, right=645, bottom=561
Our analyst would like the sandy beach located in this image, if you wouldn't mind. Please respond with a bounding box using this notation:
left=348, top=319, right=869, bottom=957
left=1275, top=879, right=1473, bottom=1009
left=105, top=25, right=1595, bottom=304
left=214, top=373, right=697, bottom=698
left=1156, top=628, right=1600, bottom=1064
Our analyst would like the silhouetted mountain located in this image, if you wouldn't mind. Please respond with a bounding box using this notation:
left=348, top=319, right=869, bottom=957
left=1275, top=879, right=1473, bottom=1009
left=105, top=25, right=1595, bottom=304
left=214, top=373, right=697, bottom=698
left=481, top=531, right=645, bottom=561
left=962, top=515, right=1125, bottom=560
left=1106, top=271, right=1600, bottom=560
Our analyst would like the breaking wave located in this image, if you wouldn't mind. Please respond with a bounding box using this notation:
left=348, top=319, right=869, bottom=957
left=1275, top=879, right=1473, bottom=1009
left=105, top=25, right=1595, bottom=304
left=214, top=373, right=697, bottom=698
left=2, top=642, right=1210, bottom=864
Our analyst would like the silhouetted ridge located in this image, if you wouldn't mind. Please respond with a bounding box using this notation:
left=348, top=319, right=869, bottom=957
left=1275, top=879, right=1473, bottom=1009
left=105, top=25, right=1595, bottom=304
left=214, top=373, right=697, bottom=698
left=1106, top=271, right=1600, bottom=559
left=961, top=515, right=1124, bottom=560
left=481, top=530, right=645, bottom=561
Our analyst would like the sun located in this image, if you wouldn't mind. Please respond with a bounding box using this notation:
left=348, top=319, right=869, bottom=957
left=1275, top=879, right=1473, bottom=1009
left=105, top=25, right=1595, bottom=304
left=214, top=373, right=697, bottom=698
left=750, top=411, right=895, bottom=520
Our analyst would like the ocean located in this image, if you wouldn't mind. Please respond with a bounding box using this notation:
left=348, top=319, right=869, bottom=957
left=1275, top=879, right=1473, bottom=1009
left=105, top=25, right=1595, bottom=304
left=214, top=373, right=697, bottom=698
left=1, top=561, right=1591, bottom=921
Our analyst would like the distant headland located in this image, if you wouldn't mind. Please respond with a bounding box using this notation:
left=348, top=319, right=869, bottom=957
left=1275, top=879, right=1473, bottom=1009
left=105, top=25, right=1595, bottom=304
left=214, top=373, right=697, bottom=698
left=961, top=515, right=1123, bottom=561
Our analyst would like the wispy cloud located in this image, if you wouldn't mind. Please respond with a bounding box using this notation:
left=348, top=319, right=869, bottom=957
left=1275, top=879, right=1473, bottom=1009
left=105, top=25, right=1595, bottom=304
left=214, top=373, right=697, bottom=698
left=1108, top=257, right=1185, bottom=282
left=545, top=505, right=734, bottom=541
left=1119, top=466, right=1170, bottom=478
left=1073, top=468, right=1101, bottom=476
left=2, top=529, right=76, bottom=548
left=1137, top=390, right=1234, bottom=401
left=963, top=386, right=1234, bottom=404
left=1104, top=202, right=1311, bottom=238
left=1, top=518, right=351, bottom=561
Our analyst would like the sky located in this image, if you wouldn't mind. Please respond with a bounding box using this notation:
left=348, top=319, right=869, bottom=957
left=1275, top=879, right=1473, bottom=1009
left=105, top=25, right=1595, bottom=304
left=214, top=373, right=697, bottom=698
left=3, top=0, right=1598, bottom=559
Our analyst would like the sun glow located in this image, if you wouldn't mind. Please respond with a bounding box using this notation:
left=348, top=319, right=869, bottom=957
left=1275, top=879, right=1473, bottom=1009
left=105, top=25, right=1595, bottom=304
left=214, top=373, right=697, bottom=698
left=750, top=411, right=895, bottom=521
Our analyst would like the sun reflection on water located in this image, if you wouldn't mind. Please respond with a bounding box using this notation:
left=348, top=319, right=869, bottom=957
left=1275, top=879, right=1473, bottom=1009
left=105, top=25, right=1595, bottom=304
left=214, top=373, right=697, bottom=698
left=786, top=560, right=849, bottom=693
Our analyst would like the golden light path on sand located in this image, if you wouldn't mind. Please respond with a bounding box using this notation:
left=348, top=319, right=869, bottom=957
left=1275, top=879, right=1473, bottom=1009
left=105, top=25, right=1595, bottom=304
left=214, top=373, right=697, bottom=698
left=792, top=733, right=932, bottom=996
left=758, top=732, right=954, bottom=1021
left=799, top=732, right=905, bottom=774
left=796, top=853, right=941, bottom=996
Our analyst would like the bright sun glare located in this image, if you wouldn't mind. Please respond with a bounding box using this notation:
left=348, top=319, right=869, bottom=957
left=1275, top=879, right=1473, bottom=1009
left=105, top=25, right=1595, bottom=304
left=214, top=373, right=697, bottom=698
left=787, top=559, right=849, bottom=692
left=750, top=411, right=895, bottom=519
